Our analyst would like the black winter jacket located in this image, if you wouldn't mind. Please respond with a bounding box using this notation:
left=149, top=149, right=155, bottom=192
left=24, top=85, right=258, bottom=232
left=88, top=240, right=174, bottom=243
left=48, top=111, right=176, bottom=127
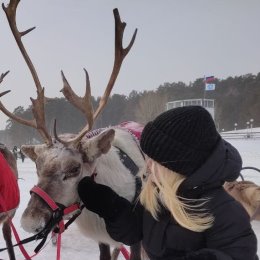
left=105, top=140, right=258, bottom=260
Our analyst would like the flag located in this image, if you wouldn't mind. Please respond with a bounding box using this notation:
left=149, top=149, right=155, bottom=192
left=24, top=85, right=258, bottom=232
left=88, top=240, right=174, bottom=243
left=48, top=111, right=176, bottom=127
left=205, top=83, right=215, bottom=91
left=205, top=76, right=215, bottom=83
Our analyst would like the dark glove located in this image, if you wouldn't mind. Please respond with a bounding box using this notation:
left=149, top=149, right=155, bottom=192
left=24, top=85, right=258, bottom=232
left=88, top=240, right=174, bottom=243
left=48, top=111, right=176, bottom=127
left=77, top=176, right=129, bottom=220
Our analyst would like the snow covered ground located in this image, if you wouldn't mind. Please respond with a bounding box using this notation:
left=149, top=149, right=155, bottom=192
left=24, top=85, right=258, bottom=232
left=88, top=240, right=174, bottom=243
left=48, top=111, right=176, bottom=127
left=0, top=138, right=260, bottom=259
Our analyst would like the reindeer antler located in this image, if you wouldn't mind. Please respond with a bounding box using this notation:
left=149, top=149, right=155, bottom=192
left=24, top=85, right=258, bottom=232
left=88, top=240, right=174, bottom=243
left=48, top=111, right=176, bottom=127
left=0, top=71, right=9, bottom=85
left=60, top=8, right=137, bottom=147
left=0, top=71, right=11, bottom=97
left=1, top=0, right=52, bottom=146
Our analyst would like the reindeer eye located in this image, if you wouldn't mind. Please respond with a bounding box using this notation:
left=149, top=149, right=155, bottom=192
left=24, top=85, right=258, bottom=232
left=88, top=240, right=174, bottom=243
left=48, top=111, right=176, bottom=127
left=63, top=165, right=81, bottom=181
left=71, top=166, right=80, bottom=173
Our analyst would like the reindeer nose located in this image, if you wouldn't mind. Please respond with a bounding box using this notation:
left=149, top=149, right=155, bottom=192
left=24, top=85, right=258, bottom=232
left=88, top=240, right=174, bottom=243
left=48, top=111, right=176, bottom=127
left=35, top=228, right=41, bottom=233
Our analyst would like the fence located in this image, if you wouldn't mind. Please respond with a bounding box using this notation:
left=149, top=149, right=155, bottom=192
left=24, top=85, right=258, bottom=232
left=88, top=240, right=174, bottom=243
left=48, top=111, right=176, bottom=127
left=220, top=131, right=260, bottom=139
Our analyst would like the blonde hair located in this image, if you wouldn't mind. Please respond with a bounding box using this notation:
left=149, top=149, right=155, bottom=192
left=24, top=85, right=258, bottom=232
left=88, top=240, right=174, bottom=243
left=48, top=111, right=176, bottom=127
left=139, top=160, right=214, bottom=232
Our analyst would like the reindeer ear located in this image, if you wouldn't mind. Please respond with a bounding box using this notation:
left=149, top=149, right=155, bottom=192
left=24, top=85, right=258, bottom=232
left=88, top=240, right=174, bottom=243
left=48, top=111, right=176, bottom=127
left=21, top=144, right=47, bottom=162
left=21, top=145, right=38, bottom=161
left=81, top=129, right=115, bottom=162
left=97, top=129, right=115, bottom=154
left=21, top=144, right=50, bottom=163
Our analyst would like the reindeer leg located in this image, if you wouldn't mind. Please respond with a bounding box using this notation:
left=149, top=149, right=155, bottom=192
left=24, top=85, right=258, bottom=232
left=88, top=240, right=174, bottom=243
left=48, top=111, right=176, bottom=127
left=130, top=242, right=142, bottom=260
left=3, top=222, right=16, bottom=260
left=99, top=243, right=111, bottom=260
left=111, top=247, right=120, bottom=260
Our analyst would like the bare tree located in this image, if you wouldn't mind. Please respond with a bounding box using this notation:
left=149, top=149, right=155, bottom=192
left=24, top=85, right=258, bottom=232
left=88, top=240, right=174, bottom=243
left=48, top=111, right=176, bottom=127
left=135, top=91, right=167, bottom=124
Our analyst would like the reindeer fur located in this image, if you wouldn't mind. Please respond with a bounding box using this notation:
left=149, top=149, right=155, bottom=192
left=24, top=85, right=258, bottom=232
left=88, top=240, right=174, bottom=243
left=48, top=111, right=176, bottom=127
left=224, top=180, right=260, bottom=221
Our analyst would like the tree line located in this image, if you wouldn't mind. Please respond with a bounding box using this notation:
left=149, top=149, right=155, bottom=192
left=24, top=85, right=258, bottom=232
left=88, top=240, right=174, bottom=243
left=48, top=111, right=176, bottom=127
left=1, top=72, right=259, bottom=148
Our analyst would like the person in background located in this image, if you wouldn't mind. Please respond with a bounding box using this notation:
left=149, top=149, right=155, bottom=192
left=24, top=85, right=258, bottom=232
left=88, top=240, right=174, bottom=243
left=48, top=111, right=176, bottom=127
left=12, top=146, right=18, bottom=160
left=19, top=148, right=25, bottom=163
left=78, top=106, right=258, bottom=260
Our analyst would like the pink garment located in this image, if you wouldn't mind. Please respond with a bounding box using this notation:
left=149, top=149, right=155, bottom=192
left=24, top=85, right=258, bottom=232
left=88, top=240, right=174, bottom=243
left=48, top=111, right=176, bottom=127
left=118, top=121, right=144, bottom=140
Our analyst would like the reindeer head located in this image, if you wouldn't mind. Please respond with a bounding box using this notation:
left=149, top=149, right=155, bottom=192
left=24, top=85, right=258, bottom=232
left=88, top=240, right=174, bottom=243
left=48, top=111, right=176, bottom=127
left=1, top=0, right=137, bottom=234
left=21, top=129, right=115, bottom=233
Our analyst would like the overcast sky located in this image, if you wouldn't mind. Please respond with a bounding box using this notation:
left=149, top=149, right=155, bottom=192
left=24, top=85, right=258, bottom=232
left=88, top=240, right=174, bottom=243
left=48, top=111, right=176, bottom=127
left=0, top=0, right=260, bottom=130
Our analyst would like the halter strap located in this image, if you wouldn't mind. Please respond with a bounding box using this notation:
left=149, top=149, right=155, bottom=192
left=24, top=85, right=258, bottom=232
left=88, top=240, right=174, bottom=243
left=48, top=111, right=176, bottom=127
left=31, top=186, right=59, bottom=210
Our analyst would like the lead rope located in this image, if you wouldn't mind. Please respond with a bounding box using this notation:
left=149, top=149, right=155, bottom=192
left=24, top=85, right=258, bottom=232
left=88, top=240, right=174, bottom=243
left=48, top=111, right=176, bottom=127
left=0, top=187, right=82, bottom=260
left=56, top=221, right=64, bottom=260
left=0, top=193, right=32, bottom=259
left=120, top=246, right=130, bottom=260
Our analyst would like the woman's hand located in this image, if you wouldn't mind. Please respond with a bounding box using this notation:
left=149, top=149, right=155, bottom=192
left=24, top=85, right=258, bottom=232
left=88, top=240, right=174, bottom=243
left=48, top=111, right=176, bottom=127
left=77, top=176, right=127, bottom=220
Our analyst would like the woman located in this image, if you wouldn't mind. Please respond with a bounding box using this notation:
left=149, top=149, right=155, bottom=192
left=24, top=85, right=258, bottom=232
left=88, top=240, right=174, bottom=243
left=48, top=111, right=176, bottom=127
left=78, top=106, right=258, bottom=260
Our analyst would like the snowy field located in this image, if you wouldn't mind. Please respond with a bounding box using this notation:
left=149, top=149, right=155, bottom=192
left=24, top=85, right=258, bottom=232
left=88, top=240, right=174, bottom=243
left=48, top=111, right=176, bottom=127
left=0, top=138, right=260, bottom=259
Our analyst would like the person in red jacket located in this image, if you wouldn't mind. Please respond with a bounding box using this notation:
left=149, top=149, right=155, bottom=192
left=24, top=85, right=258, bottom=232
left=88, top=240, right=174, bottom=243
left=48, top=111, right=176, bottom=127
left=0, top=150, right=20, bottom=214
left=78, top=106, right=258, bottom=260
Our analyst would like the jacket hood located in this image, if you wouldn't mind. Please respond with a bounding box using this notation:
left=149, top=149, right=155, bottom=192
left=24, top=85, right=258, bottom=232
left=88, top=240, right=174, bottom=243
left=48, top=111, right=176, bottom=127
left=178, top=139, right=242, bottom=196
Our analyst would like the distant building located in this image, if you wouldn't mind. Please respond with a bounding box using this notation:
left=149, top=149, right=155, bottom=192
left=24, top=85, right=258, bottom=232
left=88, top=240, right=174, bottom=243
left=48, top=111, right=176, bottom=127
left=166, top=99, right=215, bottom=120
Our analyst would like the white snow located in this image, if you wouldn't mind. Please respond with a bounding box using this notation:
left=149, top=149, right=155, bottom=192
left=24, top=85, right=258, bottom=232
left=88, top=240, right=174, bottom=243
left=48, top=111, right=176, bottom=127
left=0, top=138, right=260, bottom=259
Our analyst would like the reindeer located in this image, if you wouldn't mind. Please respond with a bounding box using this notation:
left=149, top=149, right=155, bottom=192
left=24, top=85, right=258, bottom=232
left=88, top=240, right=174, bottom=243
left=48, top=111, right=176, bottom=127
left=224, top=180, right=260, bottom=221
left=1, top=1, right=144, bottom=260
left=0, top=139, right=18, bottom=260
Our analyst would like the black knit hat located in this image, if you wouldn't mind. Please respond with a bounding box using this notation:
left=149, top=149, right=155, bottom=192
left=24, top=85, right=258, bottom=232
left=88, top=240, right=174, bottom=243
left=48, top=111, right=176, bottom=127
left=140, top=106, right=221, bottom=176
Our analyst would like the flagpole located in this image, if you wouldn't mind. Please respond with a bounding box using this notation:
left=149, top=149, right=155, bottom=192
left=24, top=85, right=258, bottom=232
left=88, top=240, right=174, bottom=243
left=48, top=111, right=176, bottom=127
left=203, top=75, right=214, bottom=107
left=203, top=76, right=206, bottom=108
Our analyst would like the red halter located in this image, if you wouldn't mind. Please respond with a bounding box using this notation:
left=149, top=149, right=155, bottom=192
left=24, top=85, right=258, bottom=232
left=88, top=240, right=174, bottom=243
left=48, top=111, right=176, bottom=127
left=29, top=185, right=81, bottom=260
left=30, top=186, right=80, bottom=217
